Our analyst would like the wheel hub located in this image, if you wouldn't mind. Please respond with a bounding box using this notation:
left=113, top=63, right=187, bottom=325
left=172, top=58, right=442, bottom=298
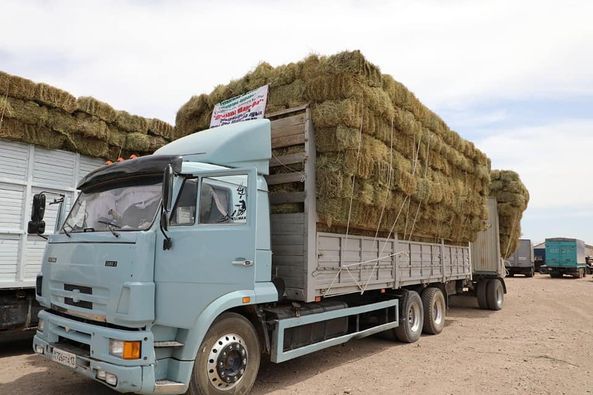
left=207, top=334, right=248, bottom=390
left=408, top=303, right=421, bottom=332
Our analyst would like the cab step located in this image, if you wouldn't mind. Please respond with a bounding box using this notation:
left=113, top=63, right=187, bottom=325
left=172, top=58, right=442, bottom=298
left=154, top=379, right=185, bottom=394
left=153, top=341, right=184, bottom=348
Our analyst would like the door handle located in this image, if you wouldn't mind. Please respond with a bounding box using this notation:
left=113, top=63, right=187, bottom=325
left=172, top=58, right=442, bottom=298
left=232, top=259, right=253, bottom=267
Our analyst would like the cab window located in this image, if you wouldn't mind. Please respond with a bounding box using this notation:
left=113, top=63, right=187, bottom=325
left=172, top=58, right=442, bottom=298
left=199, top=175, right=248, bottom=224
left=170, top=178, right=197, bottom=226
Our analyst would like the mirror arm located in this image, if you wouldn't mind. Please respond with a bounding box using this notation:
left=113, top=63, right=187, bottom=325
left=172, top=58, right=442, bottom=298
left=160, top=212, right=172, bottom=250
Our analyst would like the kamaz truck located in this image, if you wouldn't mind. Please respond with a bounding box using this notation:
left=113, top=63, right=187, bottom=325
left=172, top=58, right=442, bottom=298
left=29, top=106, right=505, bottom=394
left=543, top=237, right=588, bottom=278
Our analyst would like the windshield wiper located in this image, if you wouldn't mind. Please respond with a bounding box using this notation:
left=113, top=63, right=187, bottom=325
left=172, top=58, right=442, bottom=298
left=97, top=220, right=120, bottom=238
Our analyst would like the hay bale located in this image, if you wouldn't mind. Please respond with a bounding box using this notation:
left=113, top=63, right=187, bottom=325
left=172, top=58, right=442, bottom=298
left=147, top=118, right=174, bottom=139
left=114, top=110, right=148, bottom=133
left=2, top=98, right=48, bottom=126
left=76, top=96, right=117, bottom=122
left=125, top=132, right=151, bottom=152
left=35, top=83, right=77, bottom=113
left=490, top=170, right=529, bottom=258
left=0, top=118, right=66, bottom=149
left=74, top=112, right=110, bottom=141
left=0, top=97, right=13, bottom=117
left=108, top=126, right=127, bottom=148
left=0, top=71, right=36, bottom=101
left=63, top=133, right=109, bottom=158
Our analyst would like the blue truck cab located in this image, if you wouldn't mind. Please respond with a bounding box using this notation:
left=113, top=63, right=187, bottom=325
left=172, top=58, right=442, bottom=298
left=29, top=107, right=505, bottom=394
left=32, top=119, right=280, bottom=393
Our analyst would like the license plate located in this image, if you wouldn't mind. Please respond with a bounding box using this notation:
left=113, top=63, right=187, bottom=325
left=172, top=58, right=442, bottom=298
left=51, top=348, right=77, bottom=369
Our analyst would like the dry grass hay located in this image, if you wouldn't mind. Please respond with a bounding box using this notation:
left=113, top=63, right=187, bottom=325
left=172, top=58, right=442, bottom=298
left=490, top=170, right=529, bottom=258
left=35, top=83, right=77, bottom=113
left=0, top=71, right=36, bottom=101
left=0, top=118, right=66, bottom=150
left=147, top=118, right=174, bottom=139
left=2, top=98, right=48, bottom=126
left=114, top=110, right=149, bottom=133
left=174, top=50, right=494, bottom=243
left=76, top=96, right=117, bottom=122
left=63, top=133, right=109, bottom=158
left=125, top=132, right=151, bottom=152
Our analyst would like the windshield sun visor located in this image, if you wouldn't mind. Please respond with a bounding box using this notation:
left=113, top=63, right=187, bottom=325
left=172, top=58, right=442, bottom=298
left=78, top=155, right=182, bottom=193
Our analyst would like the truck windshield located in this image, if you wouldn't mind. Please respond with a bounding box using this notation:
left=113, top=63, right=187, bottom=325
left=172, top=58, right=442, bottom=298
left=63, top=182, right=162, bottom=233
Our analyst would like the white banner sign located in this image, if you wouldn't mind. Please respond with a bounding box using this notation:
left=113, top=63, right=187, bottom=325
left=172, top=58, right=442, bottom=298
left=210, top=85, right=269, bottom=128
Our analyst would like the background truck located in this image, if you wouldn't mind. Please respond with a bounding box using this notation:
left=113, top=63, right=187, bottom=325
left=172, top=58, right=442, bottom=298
left=29, top=106, right=506, bottom=395
left=0, top=140, right=102, bottom=341
left=505, top=239, right=534, bottom=277
left=543, top=237, right=588, bottom=278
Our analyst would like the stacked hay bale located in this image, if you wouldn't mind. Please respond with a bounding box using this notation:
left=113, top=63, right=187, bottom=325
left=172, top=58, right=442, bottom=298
left=0, top=71, right=173, bottom=159
left=490, top=170, right=529, bottom=259
left=176, top=51, right=492, bottom=243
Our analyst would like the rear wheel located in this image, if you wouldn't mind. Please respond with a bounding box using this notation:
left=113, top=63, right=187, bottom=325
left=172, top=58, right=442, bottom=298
left=526, top=268, right=534, bottom=278
left=477, top=280, right=489, bottom=309
left=188, top=313, right=261, bottom=395
left=486, top=279, right=504, bottom=311
left=394, top=290, right=423, bottom=343
left=421, top=287, right=446, bottom=335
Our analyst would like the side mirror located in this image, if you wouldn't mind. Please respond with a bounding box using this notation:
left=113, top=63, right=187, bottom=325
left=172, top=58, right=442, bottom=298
left=161, top=164, right=174, bottom=231
left=32, top=193, right=46, bottom=221
left=28, top=193, right=46, bottom=235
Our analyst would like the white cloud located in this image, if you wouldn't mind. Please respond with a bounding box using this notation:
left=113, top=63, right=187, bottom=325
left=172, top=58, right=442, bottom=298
left=0, top=0, right=592, bottom=122
left=476, top=119, right=593, bottom=210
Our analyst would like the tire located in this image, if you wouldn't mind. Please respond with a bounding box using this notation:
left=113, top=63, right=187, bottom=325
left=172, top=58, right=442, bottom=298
left=477, top=280, right=489, bottom=309
left=188, top=313, right=261, bottom=395
left=507, top=272, right=514, bottom=278
left=394, top=290, right=424, bottom=343
left=486, top=279, right=504, bottom=311
left=421, top=287, right=446, bottom=335
left=526, top=268, right=534, bottom=278
left=550, top=272, right=561, bottom=279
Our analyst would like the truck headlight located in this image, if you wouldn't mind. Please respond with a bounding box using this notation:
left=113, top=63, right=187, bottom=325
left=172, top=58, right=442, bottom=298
left=109, top=339, right=141, bottom=359
left=38, top=319, right=44, bottom=332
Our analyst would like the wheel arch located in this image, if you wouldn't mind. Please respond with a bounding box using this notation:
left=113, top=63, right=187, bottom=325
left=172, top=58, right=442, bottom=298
left=171, top=283, right=277, bottom=386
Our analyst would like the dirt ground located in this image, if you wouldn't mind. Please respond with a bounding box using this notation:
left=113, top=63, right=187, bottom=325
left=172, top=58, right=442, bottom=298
left=1, top=274, right=593, bottom=395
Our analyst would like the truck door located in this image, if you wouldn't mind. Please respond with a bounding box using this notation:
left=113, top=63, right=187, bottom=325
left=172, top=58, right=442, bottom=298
left=154, top=168, right=257, bottom=327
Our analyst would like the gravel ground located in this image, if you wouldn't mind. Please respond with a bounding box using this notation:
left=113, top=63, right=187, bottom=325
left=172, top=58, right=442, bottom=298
left=1, top=274, right=592, bottom=394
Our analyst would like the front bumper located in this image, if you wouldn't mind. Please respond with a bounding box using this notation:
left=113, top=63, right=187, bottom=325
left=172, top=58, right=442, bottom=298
left=33, top=309, right=156, bottom=393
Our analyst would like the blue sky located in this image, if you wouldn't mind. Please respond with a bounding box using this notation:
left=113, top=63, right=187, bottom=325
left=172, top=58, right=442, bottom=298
left=1, top=0, right=592, bottom=245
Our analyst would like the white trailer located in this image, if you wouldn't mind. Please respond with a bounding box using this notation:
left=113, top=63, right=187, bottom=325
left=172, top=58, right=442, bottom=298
left=0, top=139, right=102, bottom=338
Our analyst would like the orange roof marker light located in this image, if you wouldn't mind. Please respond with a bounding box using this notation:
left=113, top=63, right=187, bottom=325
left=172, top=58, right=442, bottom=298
left=116, top=157, right=125, bottom=163
left=129, top=154, right=138, bottom=160
left=104, top=160, right=113, bottom=166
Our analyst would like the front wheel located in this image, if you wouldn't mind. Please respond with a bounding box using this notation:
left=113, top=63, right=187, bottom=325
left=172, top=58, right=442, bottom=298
left=188, top=312, right=261, bottom=395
